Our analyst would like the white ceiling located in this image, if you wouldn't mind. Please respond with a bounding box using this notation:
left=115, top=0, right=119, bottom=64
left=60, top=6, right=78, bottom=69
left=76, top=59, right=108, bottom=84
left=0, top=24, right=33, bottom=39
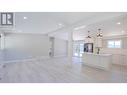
left=2, top=12, right=127, bottom=40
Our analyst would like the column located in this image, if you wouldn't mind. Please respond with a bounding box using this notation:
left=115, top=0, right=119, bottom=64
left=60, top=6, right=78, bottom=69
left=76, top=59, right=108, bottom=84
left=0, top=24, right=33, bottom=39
left=68, top=31, right=73, bottom=63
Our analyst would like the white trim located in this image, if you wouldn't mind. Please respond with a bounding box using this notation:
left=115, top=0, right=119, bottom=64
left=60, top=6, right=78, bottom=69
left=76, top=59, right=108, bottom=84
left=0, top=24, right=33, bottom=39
left=0, top=56, right=49, bottom=64
left=103, top=34, right=127, bottom=39
left=0, top=55, right=67, bottom=64
left=53, top=55, right=67, bottom=58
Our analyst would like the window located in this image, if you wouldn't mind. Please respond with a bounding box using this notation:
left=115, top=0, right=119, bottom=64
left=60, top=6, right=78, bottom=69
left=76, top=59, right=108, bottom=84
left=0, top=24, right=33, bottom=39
left=107, top=40, right=121, bottom=48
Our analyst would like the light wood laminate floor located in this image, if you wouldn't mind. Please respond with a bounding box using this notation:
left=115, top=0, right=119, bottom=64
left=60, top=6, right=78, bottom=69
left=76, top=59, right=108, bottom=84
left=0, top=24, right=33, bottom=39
left=0, top=57, right=127, bottom=83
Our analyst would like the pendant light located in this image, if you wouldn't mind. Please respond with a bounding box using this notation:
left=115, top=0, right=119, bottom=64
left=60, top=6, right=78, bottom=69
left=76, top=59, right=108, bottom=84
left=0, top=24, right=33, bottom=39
left=97, top=29, right=103, bottom=37
left=86, top=31, right=91, bottom=38
left=96, top=29, right=103, bottom=54
left=85, top=31, right=93, bottom=43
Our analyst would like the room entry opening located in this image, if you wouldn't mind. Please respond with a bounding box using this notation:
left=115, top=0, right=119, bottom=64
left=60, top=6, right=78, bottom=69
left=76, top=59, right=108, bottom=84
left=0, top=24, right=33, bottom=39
left=73, top=41, right=84, bottom=57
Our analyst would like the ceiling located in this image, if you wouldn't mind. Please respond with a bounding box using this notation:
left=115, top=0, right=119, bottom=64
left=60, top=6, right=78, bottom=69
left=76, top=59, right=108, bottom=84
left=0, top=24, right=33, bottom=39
left=73, top=14, right=127, bottom=40
left=14, top=12, right=96, bottom=34
left=2, top=12, right=127, bottom=40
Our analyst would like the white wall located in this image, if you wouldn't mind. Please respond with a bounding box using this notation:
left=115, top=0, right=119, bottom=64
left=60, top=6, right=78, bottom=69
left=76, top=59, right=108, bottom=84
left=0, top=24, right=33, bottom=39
left=4, top=33, right=50, bottom=57
left=54, top=38, right=67, bottom=57
left=4, top=33, right=68, bottom=57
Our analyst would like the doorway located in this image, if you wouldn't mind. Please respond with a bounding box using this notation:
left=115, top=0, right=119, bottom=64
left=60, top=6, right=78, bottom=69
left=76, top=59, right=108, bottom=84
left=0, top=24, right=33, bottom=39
left=73, top=41, right=84, bottom=57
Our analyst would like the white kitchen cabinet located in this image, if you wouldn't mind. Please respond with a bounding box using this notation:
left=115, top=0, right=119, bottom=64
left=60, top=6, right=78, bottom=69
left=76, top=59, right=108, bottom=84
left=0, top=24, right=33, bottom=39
left=112, top=55, right=121, bottom=65
left=82, top=53, right=112, bottom=70
left=112, top=54, right=127, bottom=65
left=122, top=55, right=127, bottom=65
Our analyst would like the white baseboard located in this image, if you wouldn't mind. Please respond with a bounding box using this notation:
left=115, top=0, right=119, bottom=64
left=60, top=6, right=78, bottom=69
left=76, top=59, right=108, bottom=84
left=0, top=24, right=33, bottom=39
left=0, top=56, right=50, bottom=64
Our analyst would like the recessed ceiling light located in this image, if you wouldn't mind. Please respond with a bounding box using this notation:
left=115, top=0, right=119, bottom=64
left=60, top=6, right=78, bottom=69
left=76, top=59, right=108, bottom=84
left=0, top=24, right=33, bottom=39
left=121, top=30, right=125, bottom=33
left=117, top=22, right=121, bottom=25
left=23, top=17, right=27, bottom=19
left=58, top=23, right=64, bottom=28
left=73, top=27, right=79, bottom=30
left=58, top=23, right=63, bottom=26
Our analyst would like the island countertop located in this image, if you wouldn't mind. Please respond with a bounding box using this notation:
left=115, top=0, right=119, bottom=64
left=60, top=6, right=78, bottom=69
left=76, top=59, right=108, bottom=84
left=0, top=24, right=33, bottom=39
left=83, top=53, right=112, bottom=56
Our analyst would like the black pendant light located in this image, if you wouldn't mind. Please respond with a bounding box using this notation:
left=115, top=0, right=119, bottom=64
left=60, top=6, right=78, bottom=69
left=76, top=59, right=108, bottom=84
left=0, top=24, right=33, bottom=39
left=86, top=31, right=91, bottom=38
left=97, top=29, right=103, bottom=37
left=85, top=31, right=92, bottom=43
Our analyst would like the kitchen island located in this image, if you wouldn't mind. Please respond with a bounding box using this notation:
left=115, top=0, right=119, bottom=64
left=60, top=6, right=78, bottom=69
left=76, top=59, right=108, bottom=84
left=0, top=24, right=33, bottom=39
left=82, top=53, right=112, bottom=70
